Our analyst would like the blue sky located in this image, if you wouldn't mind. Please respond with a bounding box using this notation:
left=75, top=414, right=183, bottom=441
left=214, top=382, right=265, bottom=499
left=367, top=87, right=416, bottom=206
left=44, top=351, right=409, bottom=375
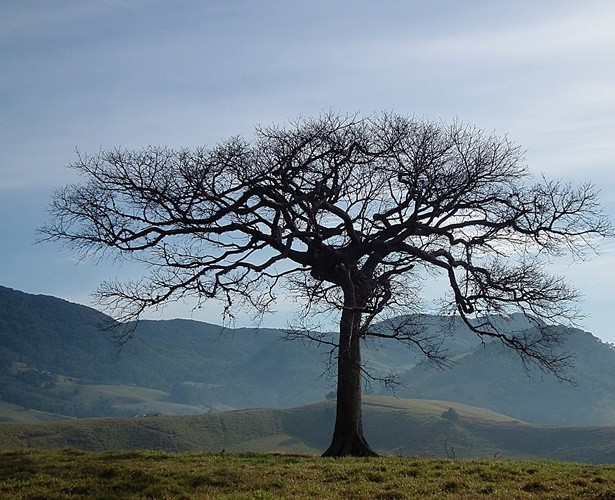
left=1, top=1, right=615, bottom=341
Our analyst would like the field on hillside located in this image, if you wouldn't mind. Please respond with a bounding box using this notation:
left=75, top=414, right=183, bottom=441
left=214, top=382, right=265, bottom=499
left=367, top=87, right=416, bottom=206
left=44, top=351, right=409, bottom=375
left=48, top=377, right=209, bottom=416
left=0, top=402, right=71, bottom=423
left=2, top=449, right=615, bottom=499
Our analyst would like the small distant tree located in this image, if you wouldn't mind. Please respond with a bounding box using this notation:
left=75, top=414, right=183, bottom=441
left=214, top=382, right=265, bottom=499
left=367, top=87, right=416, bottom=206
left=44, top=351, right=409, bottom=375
left=41, top=113, right=611, bottom=456
left=441, top=407, right=459, bottom=422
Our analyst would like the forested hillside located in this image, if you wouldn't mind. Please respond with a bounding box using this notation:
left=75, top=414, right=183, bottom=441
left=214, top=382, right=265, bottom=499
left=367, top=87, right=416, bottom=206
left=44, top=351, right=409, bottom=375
left=0, top=286, right=333, bottom=416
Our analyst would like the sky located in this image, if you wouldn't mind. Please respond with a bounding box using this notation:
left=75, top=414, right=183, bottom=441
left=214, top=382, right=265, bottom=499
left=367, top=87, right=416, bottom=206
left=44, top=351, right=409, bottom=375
left=1, top=1, right=615, bottom=341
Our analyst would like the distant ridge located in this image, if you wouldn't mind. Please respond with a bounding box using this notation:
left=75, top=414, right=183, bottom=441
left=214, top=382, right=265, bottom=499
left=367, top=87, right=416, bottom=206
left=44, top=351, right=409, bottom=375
left=2, top=285, right=615, bottom=426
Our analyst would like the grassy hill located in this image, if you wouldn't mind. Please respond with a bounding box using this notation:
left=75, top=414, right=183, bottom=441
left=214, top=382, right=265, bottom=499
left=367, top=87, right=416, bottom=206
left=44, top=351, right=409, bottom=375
left=3, top=396, right=615, bottom=464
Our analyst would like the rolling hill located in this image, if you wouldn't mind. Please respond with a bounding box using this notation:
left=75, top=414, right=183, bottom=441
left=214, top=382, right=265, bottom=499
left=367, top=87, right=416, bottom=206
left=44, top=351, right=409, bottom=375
left=2, top=396, right=615, bottom=464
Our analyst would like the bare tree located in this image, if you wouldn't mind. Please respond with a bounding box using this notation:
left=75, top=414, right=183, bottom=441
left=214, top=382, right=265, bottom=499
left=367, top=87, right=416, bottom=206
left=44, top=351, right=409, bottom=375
left=41, top=113, right=612, bottom=456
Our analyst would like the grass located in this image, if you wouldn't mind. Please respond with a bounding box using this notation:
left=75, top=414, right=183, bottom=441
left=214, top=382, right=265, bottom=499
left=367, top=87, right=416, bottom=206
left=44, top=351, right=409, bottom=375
left=2, top=449, right=615, bottom=499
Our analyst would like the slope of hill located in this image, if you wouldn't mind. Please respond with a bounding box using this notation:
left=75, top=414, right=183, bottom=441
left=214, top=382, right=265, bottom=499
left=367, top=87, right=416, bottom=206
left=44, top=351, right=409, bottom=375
left=0, top=402, right=72, bottom=423
left=2, top=396, right=615, bottom=463
left=0, top=286, right=335, bottom=414
left=396, top=331, right=615, bottom=425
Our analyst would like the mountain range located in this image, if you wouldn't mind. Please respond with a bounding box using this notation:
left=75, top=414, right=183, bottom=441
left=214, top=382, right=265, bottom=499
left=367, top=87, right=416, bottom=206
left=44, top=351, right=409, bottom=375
left=1, top=285, right=615, bottom=426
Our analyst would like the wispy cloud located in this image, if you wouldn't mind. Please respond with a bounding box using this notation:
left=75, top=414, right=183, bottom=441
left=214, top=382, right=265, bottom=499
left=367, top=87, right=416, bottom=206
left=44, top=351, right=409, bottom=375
left=1, top=0, right=614, bottom=340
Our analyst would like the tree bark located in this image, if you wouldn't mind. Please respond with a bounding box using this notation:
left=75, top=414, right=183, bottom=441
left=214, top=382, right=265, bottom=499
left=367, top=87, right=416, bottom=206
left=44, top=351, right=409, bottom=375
left=322, top=302, right=378, bottom=457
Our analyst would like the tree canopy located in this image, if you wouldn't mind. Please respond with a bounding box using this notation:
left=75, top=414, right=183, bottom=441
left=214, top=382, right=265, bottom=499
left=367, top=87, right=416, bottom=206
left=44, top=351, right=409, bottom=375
left=42, top=113, right=612, bottom=455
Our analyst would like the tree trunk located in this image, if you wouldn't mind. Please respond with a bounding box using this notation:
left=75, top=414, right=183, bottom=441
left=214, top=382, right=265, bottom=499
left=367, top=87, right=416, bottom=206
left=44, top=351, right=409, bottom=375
left=322, top=304, right=378, bottom=457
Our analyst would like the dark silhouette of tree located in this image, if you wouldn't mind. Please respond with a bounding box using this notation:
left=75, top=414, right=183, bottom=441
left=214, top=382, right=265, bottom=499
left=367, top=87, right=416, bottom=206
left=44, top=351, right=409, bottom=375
left=441, top=407, right=459, bottom=422
left=41, top=113, right=612, bottom=456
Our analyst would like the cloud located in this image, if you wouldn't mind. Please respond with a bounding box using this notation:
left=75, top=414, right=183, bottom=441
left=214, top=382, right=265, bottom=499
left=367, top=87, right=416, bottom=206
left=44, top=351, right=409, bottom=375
left=2, top=0, right=614, bottom=340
